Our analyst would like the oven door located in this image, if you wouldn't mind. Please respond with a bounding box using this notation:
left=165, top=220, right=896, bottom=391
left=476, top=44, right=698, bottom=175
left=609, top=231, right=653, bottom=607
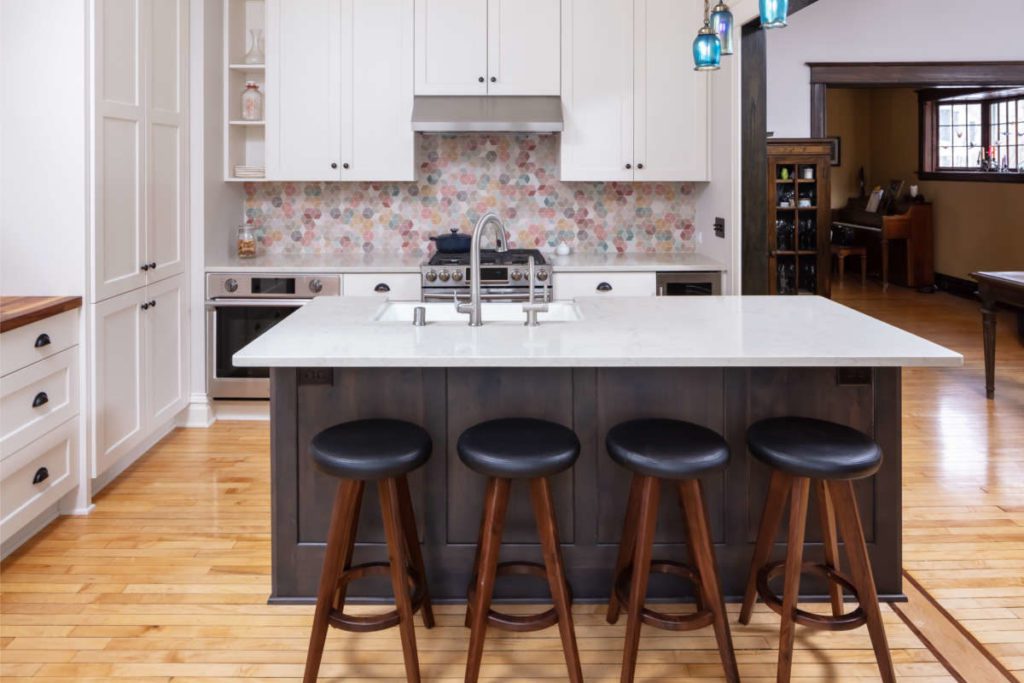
left=206, top=299, right=307, bottom=399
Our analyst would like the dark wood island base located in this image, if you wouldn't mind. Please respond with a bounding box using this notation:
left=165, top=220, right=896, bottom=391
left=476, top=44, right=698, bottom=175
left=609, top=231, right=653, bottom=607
left=270, top=366, right=902, bottom=603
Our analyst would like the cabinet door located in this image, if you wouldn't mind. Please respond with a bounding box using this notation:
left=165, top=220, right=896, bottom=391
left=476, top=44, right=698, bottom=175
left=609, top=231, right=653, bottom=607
left=559, top=0, right=633, bottom=182
left=92, top=288, right=147, bottom=477
left=94, top=0, right=147, bottom=301
left=634, top=0, right=708, bottom=181
left=487, top=0, right=560, bottom=96
left=341, top=0, right=415, bottom=181
left=146, top=0, right=188, bottom=281
left=145, top=275, right=188, bottom=427
left=266, top=0, right=342, bottom=180
left=414, top=0, right=488, bottom=95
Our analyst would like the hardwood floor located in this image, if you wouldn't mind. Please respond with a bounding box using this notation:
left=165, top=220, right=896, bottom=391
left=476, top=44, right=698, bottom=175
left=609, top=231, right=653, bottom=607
left=2, top=280, right=1021, bottom=681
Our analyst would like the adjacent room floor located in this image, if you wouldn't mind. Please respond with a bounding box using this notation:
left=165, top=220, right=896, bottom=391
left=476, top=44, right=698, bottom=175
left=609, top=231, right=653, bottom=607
left=2, top=281, right=1021, bottom=682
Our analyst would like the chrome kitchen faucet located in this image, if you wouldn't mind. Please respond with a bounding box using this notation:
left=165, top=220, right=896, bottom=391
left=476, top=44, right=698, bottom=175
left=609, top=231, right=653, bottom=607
left=455, top=212, right=509, bottom=326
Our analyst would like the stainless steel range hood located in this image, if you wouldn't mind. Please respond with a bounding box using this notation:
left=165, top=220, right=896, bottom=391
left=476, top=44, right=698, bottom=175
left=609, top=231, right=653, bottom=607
left=411, top=96, right=563, bottom=133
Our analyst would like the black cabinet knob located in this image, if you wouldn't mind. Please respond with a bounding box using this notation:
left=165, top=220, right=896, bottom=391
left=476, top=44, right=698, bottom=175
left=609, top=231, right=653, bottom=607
left=625, top=164, right=632, bottom=170
left=32, top=391, right=49, bottom=408
left=331, top=162, right=338, bottom=169
left=478, top=76, right=485, bottom=83
left=637, top=163, right=644, bottom=170
left=32, top=467, right=50, bottom=485
left=342, top=163, right=350, bottom=169
left=140, top=263, right=150, bottom=271
left=374, top=283, right=391, bottom=293
left=149, top=261, right=157, bottom=269
left=141, top=302, right=150, bottom=310
left=149, top=299, right=157, bottom=308
left=490, top=76, right=497, bottom=83
left=34, top=333, right=51, bottom=348
left=597, top=282, right=613, bottom=292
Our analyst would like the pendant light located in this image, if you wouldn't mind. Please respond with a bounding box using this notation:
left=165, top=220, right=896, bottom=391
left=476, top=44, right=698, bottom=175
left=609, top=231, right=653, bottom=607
left=710, top=2, right=734, bottom=55
left=760, top=0, right=789, bottom=29
left=693, top=0, right=722, bottom=71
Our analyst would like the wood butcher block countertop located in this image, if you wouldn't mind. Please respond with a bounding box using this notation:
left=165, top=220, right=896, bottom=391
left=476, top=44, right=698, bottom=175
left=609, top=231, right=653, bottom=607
left=0, top=296, right=82, bottom=333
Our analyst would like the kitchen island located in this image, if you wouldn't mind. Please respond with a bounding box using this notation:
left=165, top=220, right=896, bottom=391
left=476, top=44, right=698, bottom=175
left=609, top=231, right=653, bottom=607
left=234, top=296, right=961, bottom=603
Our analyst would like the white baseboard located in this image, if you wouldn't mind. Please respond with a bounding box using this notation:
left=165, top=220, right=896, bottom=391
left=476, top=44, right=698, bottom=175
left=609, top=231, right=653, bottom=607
left=91, top=418, right=178, bottom=495
left=180, top=393, right=216, bottom=428
left=212, top=400, right=269, bottom=421
left=0, top=503, right=60, bottom=561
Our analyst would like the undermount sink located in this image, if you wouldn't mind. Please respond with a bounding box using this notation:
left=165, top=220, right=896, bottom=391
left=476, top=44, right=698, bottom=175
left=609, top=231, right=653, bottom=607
left=373, top=301, right=583, bottom=324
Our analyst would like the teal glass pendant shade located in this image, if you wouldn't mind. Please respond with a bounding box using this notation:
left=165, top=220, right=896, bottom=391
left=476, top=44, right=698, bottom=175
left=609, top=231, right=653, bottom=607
left=760, top=0, right=789, bottom=28
left=693, top=25, right=722, bottom=71
left=710, top=3, right=734, bottom=55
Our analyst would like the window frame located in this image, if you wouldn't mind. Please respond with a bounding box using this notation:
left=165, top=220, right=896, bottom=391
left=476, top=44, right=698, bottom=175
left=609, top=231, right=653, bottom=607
left=919, top=90, right=1024, bottom=183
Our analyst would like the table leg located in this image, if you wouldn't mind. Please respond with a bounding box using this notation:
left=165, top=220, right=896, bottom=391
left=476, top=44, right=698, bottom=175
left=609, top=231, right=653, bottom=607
left=881, top=240, right=889, bottom=292
left=982, top=304, right=997, bottom=399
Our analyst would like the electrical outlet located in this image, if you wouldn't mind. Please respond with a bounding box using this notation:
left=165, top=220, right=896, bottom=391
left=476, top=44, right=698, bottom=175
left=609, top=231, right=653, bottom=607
left=714, top=217, right=726, bottom=238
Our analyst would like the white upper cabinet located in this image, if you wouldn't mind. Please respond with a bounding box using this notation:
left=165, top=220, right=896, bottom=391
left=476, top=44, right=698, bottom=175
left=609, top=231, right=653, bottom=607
left=487, top=0, right=560, bottom=96
left=634, top=0, right=708, bottom=181
left=560, top=0, right=634, bottom=181
left=415, top=0, right=488, bottom=95
left=415, top=0, right=560, bottom=96
left=560, top=0, right=709, bottom=182
left=341, top=0, right=415, bottom=181
left=266, top=0, right=343, bottom=181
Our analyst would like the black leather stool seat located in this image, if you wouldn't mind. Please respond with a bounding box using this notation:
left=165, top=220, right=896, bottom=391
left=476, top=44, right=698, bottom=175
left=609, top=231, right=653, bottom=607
left=606, top=419, right=730, bottom=479
left=311, top=419, right=431, bottom=480
left=458, top=418, right=580, bottom=478
left=746, top=417, right=882, bottom=480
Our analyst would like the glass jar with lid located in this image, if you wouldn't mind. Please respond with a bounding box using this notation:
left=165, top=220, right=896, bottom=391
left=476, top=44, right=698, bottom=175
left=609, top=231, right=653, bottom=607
left=241, top=81, right=263, bottom=121
left=237, top=220, right=258, bottom=259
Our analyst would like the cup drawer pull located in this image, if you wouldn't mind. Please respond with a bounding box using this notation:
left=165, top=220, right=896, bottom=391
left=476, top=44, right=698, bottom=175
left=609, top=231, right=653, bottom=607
left=32, top=391, right=49, bottom=408
left=35, top=333, right=52, bottom=348
left=374, top=283, right=391, bottom=293
left=596, top=282, right=613, bottom=292
left=32, top=467, right=50, bottom=485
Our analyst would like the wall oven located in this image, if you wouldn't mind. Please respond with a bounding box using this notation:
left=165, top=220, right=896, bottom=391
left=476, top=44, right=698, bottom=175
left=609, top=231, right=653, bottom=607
left=206, top=273, right=340, bottom=399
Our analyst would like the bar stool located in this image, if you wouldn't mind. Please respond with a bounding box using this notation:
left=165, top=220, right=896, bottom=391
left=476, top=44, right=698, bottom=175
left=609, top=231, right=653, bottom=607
left=303, top=419, right=435, bottom=683
left=605, top=419, right=740, bottom=683
left=739, top=416, right=895, bottom=683
left=458, top=418, right=583, bottom=683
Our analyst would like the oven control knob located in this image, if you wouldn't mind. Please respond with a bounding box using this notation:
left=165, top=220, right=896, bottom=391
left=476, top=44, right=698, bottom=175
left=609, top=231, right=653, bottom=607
left=537, top=269, right=549, bottom=282
left=224, top=278, right=239, bottom=293
left=451, top=270, right=464, bottom=282
left=510, top=269, right=524, bottom=281
left=425, top=270, right=438, bottom=282
left=439, top=270, right=451, bottom=282
left=309, top=279, right=323, bottom=294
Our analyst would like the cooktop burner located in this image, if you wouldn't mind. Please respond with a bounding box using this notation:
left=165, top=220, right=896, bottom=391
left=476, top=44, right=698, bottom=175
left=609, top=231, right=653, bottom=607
left=427, top=249, right=546, bottom=267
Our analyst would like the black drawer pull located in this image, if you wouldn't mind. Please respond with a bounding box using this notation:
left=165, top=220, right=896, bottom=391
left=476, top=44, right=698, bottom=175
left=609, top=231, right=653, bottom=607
left=374, top=283, right=391, bottom=293
left=32, top=467, right=50, bottom=485
left=596, top=282, right=613, bottom=292
left=34, top=333, right=52, bottom=348
left=32, top=392, right=49, bottom=408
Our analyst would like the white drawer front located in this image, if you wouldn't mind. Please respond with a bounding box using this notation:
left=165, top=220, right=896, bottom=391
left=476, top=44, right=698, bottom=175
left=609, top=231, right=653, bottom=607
left=553, top=272, right=657, bottom=300
left=1, top=418, right=78, bottom=542
left=1, top=309, right=79, bottom=376
left=343, top=273, right=422, bottom=301
left=0, top=347, right=79, bottom=459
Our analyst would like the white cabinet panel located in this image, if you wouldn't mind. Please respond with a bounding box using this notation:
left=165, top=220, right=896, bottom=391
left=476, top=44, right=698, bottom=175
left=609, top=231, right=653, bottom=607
left=100, top=0, right=138, bottom=106
left=634, top=0, right=708, bottom=182
left=0, top=349, right=79, bottom=459
left=487, top=0, right=560, bottom=96
left=147, top=122, right=185, bottom=280
left=266, top=0, right=343, bottom=181
left=1, top=419, right=78, bottom=544
left=96, top=115, right=146, bottom=301
left=343, top=273, right=421, bottom=301
left=415, top=0, right=488, bottom=95
left=0, top=310, right=79, bottom=377
left=93, top=288, right=147, bottom=477
left=148, top=0, right=182, bottom=114
left=146, top=275, right=187, bottom=427
left=553, top=272, right=656, bottom=299
left=559, top=0, right=633, bottom=182
left=342, top=0, right=415, bottom=181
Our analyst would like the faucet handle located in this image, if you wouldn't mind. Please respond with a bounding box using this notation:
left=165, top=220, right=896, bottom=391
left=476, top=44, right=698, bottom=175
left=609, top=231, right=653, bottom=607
left=454, top=290, right=473, bottom=315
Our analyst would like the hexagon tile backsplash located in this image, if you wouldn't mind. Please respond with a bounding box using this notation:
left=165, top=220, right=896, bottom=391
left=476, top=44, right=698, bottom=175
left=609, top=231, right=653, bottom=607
left=243, top=134, right=699, bottom=258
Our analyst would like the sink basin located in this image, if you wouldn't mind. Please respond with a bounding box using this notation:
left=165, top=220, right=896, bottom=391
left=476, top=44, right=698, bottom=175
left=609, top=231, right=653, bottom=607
left=373, top=301, right=583, bottom=324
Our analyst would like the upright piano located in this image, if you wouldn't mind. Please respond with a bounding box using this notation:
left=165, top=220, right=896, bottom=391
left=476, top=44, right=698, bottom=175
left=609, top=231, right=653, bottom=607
left=832, top=198, right=934, bottom=289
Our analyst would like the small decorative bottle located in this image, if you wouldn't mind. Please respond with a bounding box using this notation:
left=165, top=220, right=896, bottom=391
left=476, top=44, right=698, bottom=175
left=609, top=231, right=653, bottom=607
left=243, top=29, right=264, bottom=65
left=237, top=220, right=258, bottom=259
left=241, top=81, right=263, bottom=121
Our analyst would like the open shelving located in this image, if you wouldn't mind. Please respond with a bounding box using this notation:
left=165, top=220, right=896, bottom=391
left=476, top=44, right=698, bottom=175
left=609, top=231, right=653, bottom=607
left=224, top=0, right=267, bottom=182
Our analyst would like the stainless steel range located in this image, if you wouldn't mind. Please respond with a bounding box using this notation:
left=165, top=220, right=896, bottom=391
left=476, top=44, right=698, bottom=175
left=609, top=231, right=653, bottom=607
left=420, top=249, right=551, bottom=302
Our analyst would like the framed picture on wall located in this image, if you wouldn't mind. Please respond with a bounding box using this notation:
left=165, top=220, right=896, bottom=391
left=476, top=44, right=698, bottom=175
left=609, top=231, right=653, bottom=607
left=827, top=137, right=842, bottom=166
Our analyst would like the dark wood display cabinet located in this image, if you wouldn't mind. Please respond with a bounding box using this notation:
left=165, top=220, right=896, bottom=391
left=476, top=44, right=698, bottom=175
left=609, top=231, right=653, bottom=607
left=767, top=139, right=832, bottom=297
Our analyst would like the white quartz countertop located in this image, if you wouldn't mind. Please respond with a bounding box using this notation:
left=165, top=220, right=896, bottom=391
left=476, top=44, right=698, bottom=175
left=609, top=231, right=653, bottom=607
left=234, top=295, right=962, bottom=369
left=206, top=251, right=726, bottom=274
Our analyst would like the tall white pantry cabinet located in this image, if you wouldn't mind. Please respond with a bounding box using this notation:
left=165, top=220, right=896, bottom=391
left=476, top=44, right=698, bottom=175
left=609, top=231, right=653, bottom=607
left=91, top=0, right=190, bottom=479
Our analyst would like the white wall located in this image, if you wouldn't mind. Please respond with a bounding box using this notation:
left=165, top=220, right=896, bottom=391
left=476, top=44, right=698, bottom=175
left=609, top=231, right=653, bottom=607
left=766, top=0, right=1024, bottom=138
left=0, top=0, right=88, bottom=296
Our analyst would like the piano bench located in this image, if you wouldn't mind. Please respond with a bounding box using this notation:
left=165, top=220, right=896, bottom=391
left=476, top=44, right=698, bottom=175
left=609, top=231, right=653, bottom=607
left=831, top=245, right=868, bottom=286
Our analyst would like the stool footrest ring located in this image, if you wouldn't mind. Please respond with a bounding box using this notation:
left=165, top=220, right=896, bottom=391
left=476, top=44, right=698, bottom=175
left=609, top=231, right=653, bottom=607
left=613, top=560, right=715, bottom=631
left=756, top=561, right=867, bottom=631
left=466, top=561, right=571, bottom=632
left=327, top=562, right=427, bottom=633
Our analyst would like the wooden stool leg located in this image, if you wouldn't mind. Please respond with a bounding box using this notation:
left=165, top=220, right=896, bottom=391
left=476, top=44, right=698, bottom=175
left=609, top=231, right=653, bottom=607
left=777, top=477, right=810, bottom=683
left=304, top=479, right=364, bottom=683
left=679, top=480, right=740, bottom=683
left=860, top=253, right=867, bottom=285
left=465, top=478, right=510, bottom=683
left=838, top=253, right=846, bottom=283
left=531, top=478, right=583, bottom=683
left=620, top=475, right=660, bottom=683
left=881, top=239, right=890, bottom=291
left=464, top=494, right=489, bottom=628
left=815, top=481, right=844, bottom=617
left=828, top=480, right=896, bottom=683
left=395, top=476, right=435, bottom=629
left=740, top=470, right=791, bottom=624
left=380, top=478, right=422, bottom=683
left=982, top=304, right=998, bottom=399
left=607, top=474, right=643, bottom=624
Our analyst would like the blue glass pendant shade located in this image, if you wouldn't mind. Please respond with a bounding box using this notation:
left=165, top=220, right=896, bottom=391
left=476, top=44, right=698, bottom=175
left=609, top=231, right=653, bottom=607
left=710, top=3, right=734, bottom=55
left=760, top=0, right=789, bottom=28
left=693, top=26, right=722, bottom=71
